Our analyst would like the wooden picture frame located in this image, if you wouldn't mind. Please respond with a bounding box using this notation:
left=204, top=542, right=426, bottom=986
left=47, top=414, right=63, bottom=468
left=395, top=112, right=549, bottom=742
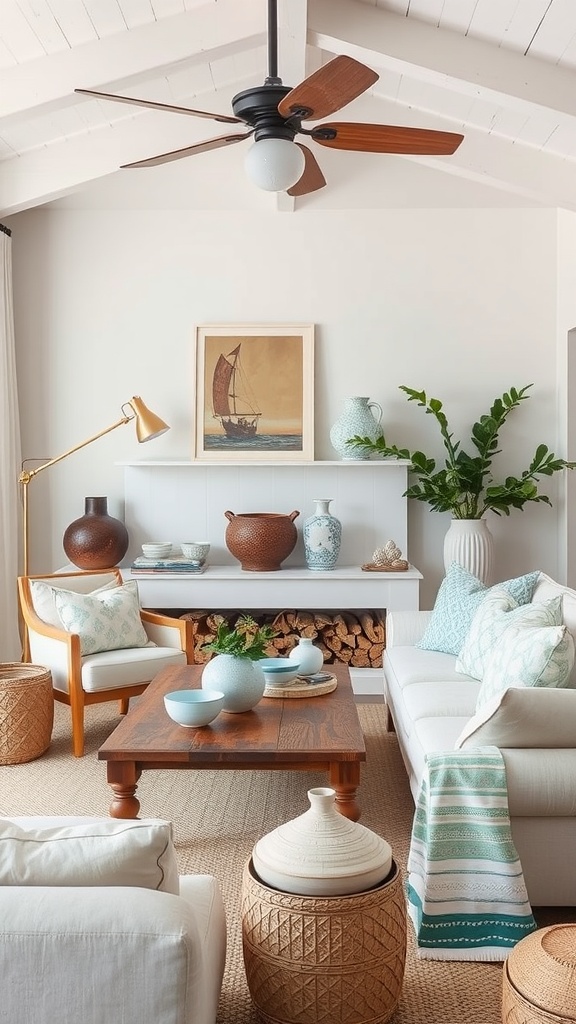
left=194, top=324, right=315, bottom=461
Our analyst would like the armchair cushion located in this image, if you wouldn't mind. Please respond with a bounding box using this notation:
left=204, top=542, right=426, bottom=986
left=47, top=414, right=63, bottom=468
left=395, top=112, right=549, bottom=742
left=54, top=580, right=150, bottom=655
left=0, top=818, right=179, bottom=893
left=30, top=575, right=118, bottom=628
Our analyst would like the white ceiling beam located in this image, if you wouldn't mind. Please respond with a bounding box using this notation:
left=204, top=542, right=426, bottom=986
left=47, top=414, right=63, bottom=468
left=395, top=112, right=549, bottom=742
left=348, top=92, right=576, bottom=212
left=309, top=0, right=576, bottom=124
left=275, top=0, right=309, bottom=213
left=0, top=0, right=264, bottom=122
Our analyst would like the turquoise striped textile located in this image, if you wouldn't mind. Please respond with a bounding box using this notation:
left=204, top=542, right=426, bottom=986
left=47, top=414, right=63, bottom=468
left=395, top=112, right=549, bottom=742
left=407, top=747, right=537, bottom=961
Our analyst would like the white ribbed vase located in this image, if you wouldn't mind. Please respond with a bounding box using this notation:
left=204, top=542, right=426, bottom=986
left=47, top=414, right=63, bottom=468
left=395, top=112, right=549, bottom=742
left=443, top=518, right=495, bottom=585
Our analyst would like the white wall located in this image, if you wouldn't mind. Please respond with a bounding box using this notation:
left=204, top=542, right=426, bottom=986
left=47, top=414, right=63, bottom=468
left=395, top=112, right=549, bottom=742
left=10, top=203, right=571, bottom=607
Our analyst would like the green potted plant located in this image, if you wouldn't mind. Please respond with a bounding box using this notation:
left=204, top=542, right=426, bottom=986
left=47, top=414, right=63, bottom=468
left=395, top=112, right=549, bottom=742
left=348, top=384, right=575, bottom=580
left=201, top=615, right=278, bottom=713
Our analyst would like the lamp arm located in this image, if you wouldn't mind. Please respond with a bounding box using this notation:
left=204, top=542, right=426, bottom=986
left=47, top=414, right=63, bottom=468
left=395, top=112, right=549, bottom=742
left=18, top=414, right=131, bottom=485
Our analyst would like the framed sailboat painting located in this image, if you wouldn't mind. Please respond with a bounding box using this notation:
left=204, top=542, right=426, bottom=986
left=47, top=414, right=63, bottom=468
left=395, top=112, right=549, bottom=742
left=194, top=324, right=315, bottom=461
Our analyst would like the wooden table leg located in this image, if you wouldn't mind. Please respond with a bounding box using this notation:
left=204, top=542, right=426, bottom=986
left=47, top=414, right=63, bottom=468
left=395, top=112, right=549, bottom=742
left=106, top=761, right=142, bottom=818
left=329, top=761, right=361, bottom=821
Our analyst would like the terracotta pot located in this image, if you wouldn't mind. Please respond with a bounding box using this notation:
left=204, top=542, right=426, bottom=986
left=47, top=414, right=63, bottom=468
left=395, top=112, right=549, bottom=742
left=224, top=510, right=299, bottom=571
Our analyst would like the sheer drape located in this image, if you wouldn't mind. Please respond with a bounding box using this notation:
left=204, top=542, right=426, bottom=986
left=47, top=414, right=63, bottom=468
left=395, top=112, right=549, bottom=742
left=0, top=224, right=22, bottom=660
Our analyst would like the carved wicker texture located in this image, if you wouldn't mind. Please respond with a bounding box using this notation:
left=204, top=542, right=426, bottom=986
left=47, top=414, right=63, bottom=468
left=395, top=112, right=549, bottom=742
left=241, top=858, right=406, bottom=1024
left=0, top=664, right=53, bottom=764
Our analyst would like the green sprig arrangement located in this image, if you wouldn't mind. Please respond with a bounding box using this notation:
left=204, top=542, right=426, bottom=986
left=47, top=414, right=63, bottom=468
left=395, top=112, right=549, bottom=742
left=349, top=384, right=576, bottom=519
left=202, top=614, right=278, bottom=660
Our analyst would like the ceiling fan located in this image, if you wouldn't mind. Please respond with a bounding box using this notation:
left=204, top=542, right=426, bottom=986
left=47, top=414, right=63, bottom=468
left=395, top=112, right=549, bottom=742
left=75, top=0, right=464, bottom=196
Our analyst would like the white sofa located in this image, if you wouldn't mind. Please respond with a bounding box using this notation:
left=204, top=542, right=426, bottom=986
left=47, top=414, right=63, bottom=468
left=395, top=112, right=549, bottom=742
left=383, top=571, right=576, bottom=907
left=0, top=817, right=227, bottom=1024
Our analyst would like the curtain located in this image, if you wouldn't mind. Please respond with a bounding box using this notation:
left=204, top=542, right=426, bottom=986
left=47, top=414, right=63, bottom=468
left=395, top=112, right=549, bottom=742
left=0, top=224, right=22, bottom=661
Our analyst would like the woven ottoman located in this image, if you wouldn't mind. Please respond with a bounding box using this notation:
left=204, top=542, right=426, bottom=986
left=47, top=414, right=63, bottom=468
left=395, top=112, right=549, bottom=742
left=241, top=857, right=407, bottom=1024
left=502, top=923, right=576, bottom=1023
left=0, top=663, right=53, bottom=765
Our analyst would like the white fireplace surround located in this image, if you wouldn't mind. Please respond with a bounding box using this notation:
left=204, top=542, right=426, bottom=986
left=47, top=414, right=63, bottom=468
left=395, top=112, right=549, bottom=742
left=120, top=460, right=422, bottom=695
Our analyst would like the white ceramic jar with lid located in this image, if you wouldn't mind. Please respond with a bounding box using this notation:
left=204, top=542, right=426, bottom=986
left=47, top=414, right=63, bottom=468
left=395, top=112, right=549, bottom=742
left=252, top=787, right=393, bottom=896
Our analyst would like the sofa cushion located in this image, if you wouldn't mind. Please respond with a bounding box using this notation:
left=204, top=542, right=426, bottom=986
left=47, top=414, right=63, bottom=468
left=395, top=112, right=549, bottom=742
left=416, top=563, right=540, bottom=656
left=532, top=572, right=576, bottom=687
left=54, top=580, right=150, bottom=655
left=455, top=686, right=576, bottom=749
left=456, top=588, right=564, bottom=680
left=0, top=818, right=179, bottom=893
left=476, top=621, right=574, bottom=707
left=402, top=680, right=479, bottom=723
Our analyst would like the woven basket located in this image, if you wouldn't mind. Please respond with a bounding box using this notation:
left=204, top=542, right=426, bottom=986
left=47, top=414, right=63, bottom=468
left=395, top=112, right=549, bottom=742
left=0, top=663, right=53, bottom=765
left=502, top=925, right=576, bottom=1023
left=241, top=857, right=407, bottom=1024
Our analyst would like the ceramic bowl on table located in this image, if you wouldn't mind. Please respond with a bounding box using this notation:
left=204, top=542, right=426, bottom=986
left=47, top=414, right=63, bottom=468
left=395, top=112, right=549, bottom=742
left=258, top=658, right=300, bottom=687
left=142, top=542, right=173, bottom=559
left=181, top=542, right=210, bottom=563
left=164, top=689, right=224, bottom=727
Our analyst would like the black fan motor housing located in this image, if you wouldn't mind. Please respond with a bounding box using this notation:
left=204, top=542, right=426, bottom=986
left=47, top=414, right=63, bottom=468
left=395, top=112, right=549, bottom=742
left=232, top=84, right=298, bottom=141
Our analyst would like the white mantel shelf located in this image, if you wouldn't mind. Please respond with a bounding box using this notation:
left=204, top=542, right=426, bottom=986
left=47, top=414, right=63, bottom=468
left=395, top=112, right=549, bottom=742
left=116, top=460, right=411, bottom=466
left=124, top=564, right=422, bottom=610
left=120, top=459, right=419, bottom=695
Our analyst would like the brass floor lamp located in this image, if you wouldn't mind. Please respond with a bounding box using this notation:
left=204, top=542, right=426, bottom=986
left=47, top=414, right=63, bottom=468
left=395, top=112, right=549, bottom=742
left=18, top=396, right=169, bottom=658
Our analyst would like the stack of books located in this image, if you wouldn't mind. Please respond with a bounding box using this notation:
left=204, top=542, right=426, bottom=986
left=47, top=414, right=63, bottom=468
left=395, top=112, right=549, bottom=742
left=130, top=556, right=207, bottom=576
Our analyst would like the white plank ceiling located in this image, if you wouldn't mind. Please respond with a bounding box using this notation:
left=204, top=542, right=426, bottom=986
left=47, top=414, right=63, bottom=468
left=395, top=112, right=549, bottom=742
left=3, top=0, right=576, bottom=214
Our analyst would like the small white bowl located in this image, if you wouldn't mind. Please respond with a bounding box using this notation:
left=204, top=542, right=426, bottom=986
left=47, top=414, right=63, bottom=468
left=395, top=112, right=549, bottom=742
left=181, top=541, right=210, bottom=562
left=142, top=542, right=172, bottom=559
left=258, top=657, right=300, bottom=687
left=164, top=689, right=224, bottom=727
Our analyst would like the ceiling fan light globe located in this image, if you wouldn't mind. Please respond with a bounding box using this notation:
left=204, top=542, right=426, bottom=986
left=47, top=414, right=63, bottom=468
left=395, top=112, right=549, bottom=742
left=244, top=138, right=305, bottom=192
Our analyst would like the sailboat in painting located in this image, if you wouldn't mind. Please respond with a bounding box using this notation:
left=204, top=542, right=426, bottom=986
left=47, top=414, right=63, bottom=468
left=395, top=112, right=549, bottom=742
left=212, top=344, right=262, bottom=439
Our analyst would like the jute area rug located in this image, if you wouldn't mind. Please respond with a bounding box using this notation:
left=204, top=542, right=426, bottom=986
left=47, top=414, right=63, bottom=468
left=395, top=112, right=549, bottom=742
left=0, top=700, right=573, bottom=1024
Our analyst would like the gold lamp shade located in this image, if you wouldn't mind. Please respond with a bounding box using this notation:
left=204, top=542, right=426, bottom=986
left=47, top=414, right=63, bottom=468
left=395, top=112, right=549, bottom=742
left=124, top=396, right=169, bottom=442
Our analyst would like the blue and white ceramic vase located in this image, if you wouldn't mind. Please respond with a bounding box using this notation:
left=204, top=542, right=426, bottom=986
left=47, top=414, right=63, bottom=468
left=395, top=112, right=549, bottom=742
left=330, top=396, right=383, bottom=460
left=303, top=499, right=342, bottom=571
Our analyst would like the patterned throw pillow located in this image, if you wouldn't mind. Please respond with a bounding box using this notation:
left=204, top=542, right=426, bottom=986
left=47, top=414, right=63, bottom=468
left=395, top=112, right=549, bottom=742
left=54, top=580, right=150, bottom=656
left=476, top=623, right=575, bottom=708
left=416, top=563, right=541, bottom=657
left=456, top=588, right=563, bottom=680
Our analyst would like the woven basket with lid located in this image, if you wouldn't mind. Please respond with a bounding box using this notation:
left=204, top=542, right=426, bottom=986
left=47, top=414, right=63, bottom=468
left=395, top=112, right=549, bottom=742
left=0, top=663, right=53, bottom=765
left=502, top=924, right=576, bottom=1023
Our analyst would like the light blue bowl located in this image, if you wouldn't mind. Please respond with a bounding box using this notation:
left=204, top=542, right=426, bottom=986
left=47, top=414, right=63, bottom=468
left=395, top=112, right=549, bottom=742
left=258, top=657, right=300, bottom=687
left=164, top=689, right=224, bottom=727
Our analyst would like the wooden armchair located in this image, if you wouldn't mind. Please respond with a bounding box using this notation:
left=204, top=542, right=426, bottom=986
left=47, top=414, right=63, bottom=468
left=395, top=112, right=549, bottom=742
left=18, top=568, right=193, bottom=757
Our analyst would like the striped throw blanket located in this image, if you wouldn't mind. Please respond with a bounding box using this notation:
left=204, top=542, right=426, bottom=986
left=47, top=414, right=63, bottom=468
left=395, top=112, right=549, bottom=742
left=407, top=746, right=537, bottom=961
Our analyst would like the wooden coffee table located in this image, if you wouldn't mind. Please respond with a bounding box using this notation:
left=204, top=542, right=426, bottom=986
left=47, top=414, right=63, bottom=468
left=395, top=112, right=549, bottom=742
left=98, top=663, right=366, bottom=821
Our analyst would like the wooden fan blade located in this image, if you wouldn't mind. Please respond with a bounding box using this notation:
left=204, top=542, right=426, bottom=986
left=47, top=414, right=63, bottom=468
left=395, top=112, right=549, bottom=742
left=287, top=145, right=326, bottom=197
left=75, top=88, right=241, bottom=125
left=278, top=55, right=378, bottom=122
left=311, top=122, right=464, bottom=155
left=121, top=132, right=252, bottom=168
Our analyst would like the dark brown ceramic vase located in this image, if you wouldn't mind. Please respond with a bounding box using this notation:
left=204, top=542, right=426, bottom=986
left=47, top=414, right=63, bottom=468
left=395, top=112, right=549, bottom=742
left=63, top=496, right=129, bottom=570
left=224, top=510, right=299, bottom=571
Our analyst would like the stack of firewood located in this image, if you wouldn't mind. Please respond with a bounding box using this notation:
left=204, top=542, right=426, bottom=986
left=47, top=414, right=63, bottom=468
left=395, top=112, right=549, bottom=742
left=179, top=608, right=385, bottom=667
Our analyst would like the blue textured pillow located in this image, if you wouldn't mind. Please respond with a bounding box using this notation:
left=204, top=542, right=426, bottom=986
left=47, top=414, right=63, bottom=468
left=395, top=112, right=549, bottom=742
left=417, top=563, right=541, bottom=656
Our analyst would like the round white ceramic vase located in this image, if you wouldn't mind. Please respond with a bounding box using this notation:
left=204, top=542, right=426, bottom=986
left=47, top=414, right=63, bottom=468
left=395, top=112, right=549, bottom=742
left=288, top=637, right=324, bottom=675
left=330, top=396, right=384, bottom=460
left=252, top=786, right=393, bottom=896
left=201, top=654, right=266, bottom=713
left=443, top=518, right=495, bottom=585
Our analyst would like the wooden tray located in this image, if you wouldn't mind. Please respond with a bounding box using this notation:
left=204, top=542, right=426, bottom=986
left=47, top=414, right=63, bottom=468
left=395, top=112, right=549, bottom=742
left=361, top=562, right=409, bottom=572
left=263, top=674, right=337, bottom=699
